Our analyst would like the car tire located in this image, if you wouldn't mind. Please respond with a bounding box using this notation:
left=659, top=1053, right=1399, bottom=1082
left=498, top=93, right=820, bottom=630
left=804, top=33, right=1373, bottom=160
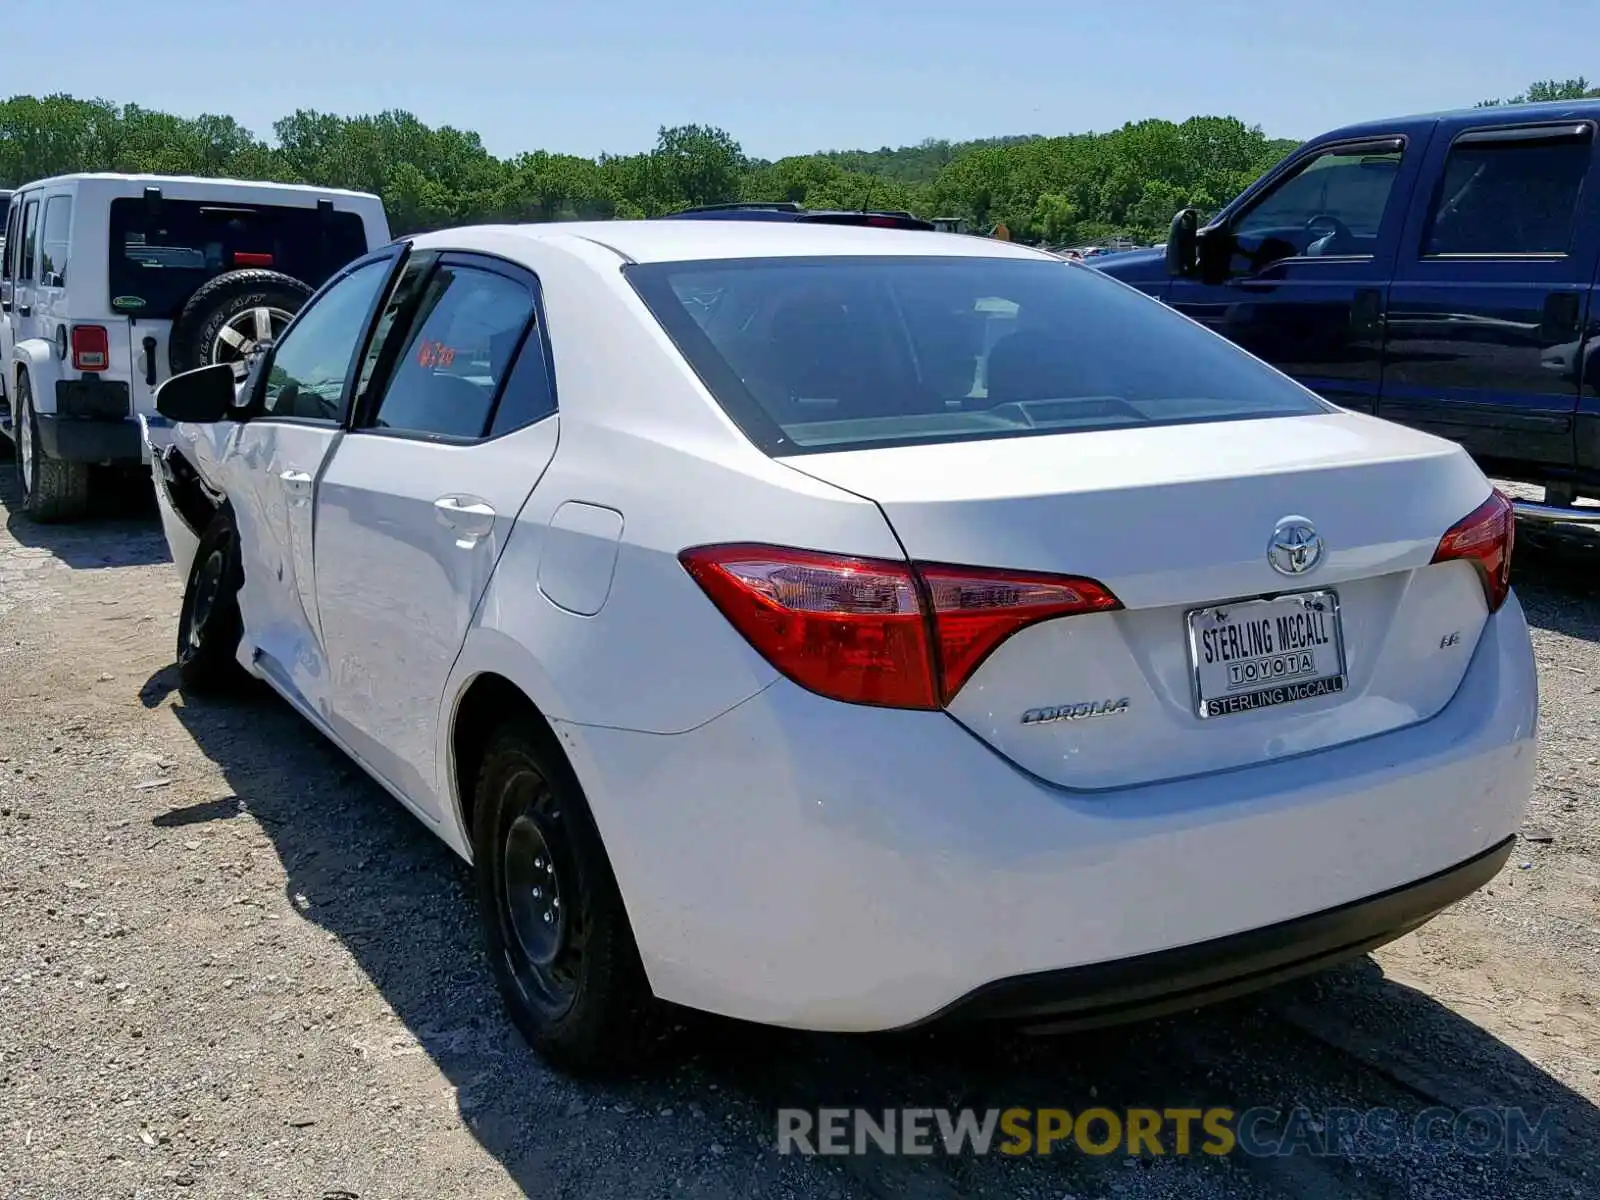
left=176, top=510, right=247, bottom=694
left=15, top=373, right=91, bottom=523
left=168, top=270, right=314, bottom=377
left=472, top=719, right=659, bottom=1075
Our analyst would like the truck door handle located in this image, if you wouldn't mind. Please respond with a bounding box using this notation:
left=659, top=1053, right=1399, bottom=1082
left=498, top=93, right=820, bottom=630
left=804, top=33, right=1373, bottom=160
left=142, top=336, right=158, bottom=387
left=1350, top=288, right=1384, bottom=339
left=1540, top=291, right=1582, bottom=341
left=16, top=305, right=30, bottom=317
left=434, top=495, right=496, bottom=542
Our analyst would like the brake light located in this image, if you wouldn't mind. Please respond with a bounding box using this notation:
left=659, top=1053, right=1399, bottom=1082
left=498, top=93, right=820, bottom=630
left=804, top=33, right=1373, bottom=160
left=232, top=251, right=274, bottom=267
left=919, top=562, right=1121, bottom=701
left=680, top=544, right=1121, bottom=709
left=71, top=324, right=109, bottom=372
left=1431, top=489, right=1515, bottom=612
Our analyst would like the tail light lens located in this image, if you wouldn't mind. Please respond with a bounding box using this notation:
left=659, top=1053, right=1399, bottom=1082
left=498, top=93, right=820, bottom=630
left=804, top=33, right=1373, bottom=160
left=232, top=251, right=274, bottom=267
left=1431, top=489, right=1515, bottom=612
left=680, top=544, right=1121, bottom=709
left=71, top=324, right=109, bottom=372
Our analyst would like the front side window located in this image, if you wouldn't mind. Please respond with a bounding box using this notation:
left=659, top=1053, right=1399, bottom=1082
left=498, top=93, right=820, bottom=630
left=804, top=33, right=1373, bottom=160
left=1423, top=130, right=1591, bottom=256
left=1231, top=143, right=1403, bottom=267
left=261, top=258, right=392, bottom=422
left=18, top=201, right=39, bottom=283
left=39, top=196, right=72, bottom=287
left=365, top=264, right=535, bottom=439
left=629, top=255, right=1329, bottom=454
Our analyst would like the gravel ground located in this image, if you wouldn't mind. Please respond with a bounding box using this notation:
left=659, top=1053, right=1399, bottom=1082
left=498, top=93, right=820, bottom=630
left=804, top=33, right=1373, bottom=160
left=0, top=466, right=1596, bottom=1200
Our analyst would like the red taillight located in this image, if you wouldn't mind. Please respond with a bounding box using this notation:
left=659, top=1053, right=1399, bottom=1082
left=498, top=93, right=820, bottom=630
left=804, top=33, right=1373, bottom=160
left=680, top=544, right=1121, bottom=709
left=71, top=324, right=109, bottom=372
left=232, top=251, right=274, bottom=267
left=1431, top=489, right=1515, bottom=612
left=918, top=562, right=1122, bottom=701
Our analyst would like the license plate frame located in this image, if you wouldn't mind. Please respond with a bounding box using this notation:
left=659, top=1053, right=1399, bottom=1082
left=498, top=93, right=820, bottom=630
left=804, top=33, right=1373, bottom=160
left=1185, top=589, right=1347, bottom=720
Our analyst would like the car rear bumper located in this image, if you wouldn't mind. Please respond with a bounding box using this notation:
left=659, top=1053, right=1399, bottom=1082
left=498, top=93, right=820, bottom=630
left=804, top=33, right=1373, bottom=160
left=561, top=595, right=1538, bottom=1032
left=928, top=833, right=1514, bottom=1031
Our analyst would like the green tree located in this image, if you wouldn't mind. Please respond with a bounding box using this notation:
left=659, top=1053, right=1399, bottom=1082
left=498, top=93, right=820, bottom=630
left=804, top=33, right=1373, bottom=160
left=1478, top=77, right=1600, bottom=106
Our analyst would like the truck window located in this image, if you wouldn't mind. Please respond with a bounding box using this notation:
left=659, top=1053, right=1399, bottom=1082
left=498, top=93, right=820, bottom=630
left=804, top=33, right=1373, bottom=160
left=1229, top=143, right=1403, bottom=268
left=1423, top=131, right=1592, bottom=256
left=1, top=199, right=19, bottom=281
left=107, top=199, right=369, bottom=319
left=40, top=196, right=72, bottom=287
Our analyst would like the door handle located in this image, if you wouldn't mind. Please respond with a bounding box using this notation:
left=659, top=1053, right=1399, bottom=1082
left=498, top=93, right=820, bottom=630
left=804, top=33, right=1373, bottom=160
left=434, top=494, right=496, bottom=541
left=1540, top=291, right=1582, bottom=341
left=16, top=305, right=30, bottom=317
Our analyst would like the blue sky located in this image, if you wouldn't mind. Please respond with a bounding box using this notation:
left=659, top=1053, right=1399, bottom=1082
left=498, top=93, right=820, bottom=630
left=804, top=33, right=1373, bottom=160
left=9, top=0, right=1588, bottom=160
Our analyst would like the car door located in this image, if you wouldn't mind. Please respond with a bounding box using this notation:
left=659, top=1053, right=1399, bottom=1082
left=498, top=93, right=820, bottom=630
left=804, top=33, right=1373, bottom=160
left=0, top=193, right=21, bottom=424
left=1167, top=130, right=1429, bottom=414
left=216, top=250, right=402, bottom=715
left=1381, top=119, right=1600, bottom=473
left=313, top=251, right=559, bottom=818
left=1578, top=242, right=1600, bottom=480
left=9, top=195, right=42, bottom=352
left=34, top=191, right=74, bottom=358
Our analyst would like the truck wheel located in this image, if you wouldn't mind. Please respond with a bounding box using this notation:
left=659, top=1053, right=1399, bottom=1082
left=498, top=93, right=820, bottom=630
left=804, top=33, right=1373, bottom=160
left=176, top=510, right=247, bottom=694
left=168, top=270, right=314, bottom=378
left=473, top=719, right=659, bottom=1075
left=15, top=373, right=91, bottom=523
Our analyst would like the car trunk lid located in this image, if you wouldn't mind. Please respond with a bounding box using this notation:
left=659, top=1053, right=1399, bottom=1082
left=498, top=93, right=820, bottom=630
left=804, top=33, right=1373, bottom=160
left=782, top=411, right=1500, bottom=789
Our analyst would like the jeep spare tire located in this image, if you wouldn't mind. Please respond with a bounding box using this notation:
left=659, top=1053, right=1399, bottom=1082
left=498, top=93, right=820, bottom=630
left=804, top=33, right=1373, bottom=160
left=168, top=269, right=315, bottom=378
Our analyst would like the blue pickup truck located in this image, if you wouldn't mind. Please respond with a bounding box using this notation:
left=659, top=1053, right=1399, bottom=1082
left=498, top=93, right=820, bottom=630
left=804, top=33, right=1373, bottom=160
left=1093, top=99, right=1600, bottom=527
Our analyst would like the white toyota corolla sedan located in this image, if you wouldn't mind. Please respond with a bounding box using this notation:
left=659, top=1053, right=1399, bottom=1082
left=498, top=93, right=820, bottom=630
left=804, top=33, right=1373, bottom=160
left=142, top=219, right=1538, bottom=1073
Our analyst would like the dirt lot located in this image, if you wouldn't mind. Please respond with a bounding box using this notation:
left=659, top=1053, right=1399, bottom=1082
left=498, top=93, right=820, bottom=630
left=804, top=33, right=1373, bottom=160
left=0, top=467, right=1596, bottom=1200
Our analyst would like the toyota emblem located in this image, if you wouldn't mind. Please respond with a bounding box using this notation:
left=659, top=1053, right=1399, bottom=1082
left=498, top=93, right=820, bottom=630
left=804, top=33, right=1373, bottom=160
left=1267, top=516, right=1323, bottom=576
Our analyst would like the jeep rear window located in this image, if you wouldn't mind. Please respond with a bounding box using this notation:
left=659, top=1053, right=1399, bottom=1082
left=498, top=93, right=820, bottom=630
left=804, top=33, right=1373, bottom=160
left=108, top=199, right=368, bottom=318
left=627, top=255, right=1329, bottom=455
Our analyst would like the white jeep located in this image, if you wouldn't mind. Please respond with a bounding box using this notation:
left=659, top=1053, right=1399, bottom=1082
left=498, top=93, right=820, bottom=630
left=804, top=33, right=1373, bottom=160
left=0, top=174, right=389, bottom=520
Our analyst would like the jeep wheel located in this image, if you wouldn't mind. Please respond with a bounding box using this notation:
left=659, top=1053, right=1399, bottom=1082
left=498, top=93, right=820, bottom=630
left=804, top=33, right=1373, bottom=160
left=168, top=270, right=314, bottom=378
left=15, top=373, right=91, bottom=523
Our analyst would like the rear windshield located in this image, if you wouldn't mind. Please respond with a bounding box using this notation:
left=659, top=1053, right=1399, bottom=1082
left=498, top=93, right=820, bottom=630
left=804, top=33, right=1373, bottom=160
left=627, top=255, right=1329, bottom=454
left=108, top=198, right=369, bottom=318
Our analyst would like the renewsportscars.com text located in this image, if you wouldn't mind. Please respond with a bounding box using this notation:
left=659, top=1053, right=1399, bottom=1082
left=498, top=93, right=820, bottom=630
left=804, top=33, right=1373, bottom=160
left=776, top=1106, right=1558, bottom=1159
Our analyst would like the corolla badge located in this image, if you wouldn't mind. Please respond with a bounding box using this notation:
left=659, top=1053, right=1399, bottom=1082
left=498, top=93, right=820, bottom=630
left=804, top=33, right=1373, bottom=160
left=1021, top=698, right=1130, bottom=726
left=1267, top=516, right=1323, bottom=576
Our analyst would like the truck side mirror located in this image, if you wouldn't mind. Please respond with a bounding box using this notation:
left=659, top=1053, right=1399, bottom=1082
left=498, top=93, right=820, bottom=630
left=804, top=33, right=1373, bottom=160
left=1166, top=208, right=1200, bottom=276
left=156, top=363, right=241, bottom=424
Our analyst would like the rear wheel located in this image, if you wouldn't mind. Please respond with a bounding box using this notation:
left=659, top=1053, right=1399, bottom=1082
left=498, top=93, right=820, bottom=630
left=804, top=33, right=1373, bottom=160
left=15, top=373, right=91, bottom=523
left=472, top=720, right=658, bottom=1074
left=176, top=511, right=247, bottom=693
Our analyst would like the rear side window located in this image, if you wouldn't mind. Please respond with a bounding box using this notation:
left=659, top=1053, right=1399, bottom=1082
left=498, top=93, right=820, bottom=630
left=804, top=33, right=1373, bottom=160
left=628, top=256, right=1328, bottom=454
left=366, top=264, right=535, bottom=439
left=18, top=201, right=39, bottom=282
left=1424, top=129, right=1592, bottom=256
left=108, top=198, right=369, bottom=318
left=40, top=196, right=71, bottom=286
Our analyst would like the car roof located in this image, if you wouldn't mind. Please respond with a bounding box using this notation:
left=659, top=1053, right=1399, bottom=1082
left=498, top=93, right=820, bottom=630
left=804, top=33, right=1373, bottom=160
left=412, top=220, right=1056, bottom=265
left=1317, top=97, right=1600, bottom=143
left=11, top=172, right=381, bottom=202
